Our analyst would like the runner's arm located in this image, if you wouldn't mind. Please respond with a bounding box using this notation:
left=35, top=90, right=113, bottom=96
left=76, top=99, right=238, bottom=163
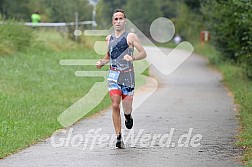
left=96, top=35, right=111, bottom=69
left=130, top=33, right=147, bottom=61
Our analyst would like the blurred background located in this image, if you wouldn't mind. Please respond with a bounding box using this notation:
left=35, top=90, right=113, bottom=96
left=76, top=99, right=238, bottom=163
left=0, top=0, right=251, bottom=74
left=0, top=0, right=251, bottom=165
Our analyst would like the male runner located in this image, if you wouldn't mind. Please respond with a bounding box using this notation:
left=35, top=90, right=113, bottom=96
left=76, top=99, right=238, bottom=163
left=96, top=9, right=147, bottom=148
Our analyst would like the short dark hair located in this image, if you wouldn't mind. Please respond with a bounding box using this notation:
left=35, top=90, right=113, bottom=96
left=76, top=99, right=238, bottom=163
left=112, top=9, right=126, bottom=18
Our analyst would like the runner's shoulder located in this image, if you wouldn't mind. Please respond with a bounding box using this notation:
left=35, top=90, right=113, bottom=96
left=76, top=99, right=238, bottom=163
left=128, top=32, right=137, bottom=38
left=127, top=33, right=139, bottom=44
left=106, top=35, right=111, bottom=41
left=106, top=35, right=112, bottom=45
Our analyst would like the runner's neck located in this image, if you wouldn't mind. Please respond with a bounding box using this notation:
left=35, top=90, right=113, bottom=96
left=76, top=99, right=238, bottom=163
left=114, top=30, right=126, bottom=38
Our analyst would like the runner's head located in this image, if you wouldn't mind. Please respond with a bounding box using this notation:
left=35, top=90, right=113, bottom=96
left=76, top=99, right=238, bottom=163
left=112, top=9, right=126, bottom=19
left=112, top=9, right=126, bottom=32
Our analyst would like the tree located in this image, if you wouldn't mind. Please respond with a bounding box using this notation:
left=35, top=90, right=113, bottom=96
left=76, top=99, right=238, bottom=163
left=45, top=0, right=92, bottom=22
left=159, top=0, right=178, bottom=19
left=201, top=0, right=252, bottom=76
left=96, top=0, right=127, bottom=28
left=125, top=0, right=162, bottom=36
left=184, top=0, right=201, bottom=13
left=0, top=0, right=93, bottom=22
left=0, top=0, right=32, bottom=20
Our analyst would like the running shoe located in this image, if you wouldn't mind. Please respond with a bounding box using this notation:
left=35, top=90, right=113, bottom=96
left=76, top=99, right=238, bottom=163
left=116, top=133, right=125, bottom=149
left=125, top=114, right=133, bottom=129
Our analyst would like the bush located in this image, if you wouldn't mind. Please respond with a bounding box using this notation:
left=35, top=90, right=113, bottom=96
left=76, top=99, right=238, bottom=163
left=0, top=19, right=89, bottom=56
left=201, top=0, right=252, bottom=77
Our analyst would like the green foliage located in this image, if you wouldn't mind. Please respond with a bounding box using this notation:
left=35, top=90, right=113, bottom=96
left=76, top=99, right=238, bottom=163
left=97, top=0, right=163, bottom=36
left=159, top=0, right=178, bottom=18
left=96, top=0, right=127, bottom=29
left=96, top=0, right=185, bottom=30
left=0, top=21, right=94, bottom=57
left=125, top=0, right=162, bottom=36
left=96, top=0, right=127, bottom=27
left=194, top=43, right=223, bottom=65
left=220, top=64, right=252, bottom=165
left=201, top=0, right=252, bottom=77
left=0, top=0, right=31, bottom=20
left=0, top=0, right=93, bottom=22
left=0, top=0, right=206, bottom=42
left=184, top=0, right=201, bottom=13
left=174, top=2, right=203, bottom=42
left=96, top=0, right=204, bottom=42
left=45, top=0, right=93, bottom=22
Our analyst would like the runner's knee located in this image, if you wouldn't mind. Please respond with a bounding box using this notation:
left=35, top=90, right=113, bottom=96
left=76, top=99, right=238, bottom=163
left=112, top=102, right=120, bottom=111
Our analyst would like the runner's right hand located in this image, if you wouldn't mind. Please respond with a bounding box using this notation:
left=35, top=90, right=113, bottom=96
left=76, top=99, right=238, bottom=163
left=96, top=59, right=104, bottom=69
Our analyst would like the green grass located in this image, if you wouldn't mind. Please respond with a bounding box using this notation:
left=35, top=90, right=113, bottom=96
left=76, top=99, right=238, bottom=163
left=0, top=27, right=110, bottom=157
left=0, top=48, right=110, bottom=158
left=194, top=42, right=252, bottom=167
left=0, top=28, right=149, bottom=158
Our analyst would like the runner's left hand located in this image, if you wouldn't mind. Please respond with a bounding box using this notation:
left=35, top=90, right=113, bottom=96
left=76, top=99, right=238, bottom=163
left=123, top=54, right=134, bottom=62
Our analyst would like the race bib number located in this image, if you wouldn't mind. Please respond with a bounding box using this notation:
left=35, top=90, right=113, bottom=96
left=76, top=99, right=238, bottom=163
left=108, top=70, right=120, bottom=83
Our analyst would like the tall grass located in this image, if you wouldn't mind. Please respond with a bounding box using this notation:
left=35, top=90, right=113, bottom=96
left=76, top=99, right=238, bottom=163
left=0, top=20, right=33, bottom=55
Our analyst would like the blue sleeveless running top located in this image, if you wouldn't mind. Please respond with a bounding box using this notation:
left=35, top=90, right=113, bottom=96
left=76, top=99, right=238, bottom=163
left=108, top=31, right=135, bottom=88
left=108, top=31, right=134, bottom=71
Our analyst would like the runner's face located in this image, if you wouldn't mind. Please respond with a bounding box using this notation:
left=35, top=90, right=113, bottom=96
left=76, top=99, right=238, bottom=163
left=112, top=12, right=126, bottom=31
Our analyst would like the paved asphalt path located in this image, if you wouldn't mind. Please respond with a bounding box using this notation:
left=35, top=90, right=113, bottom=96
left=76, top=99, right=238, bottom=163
left=0, top=47, right=242, bottom=167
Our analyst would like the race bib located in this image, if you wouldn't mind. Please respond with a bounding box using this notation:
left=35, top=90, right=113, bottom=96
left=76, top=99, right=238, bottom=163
left=108, top=70, right=120, bottom=83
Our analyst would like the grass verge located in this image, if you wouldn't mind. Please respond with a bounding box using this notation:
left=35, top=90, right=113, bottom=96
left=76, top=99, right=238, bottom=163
left=194, top=42, right=252, bottom=167
left=0, top=48, right=110, bottom=158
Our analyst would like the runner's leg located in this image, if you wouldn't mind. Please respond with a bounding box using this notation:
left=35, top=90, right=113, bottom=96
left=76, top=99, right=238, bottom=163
left=122, top=95, right=134, bottom=129
left=122, top=95, right=133, bottom=115
left=110, top=90, right=122, bottom=135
